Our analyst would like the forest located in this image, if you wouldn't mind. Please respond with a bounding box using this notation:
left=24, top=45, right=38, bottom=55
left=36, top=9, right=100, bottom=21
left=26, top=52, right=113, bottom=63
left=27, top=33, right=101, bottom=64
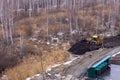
left=0, top=0, right=120, bottom=80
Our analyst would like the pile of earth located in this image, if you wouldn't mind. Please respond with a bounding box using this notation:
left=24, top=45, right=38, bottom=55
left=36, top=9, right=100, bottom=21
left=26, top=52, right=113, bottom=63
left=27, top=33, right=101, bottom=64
left=69, top=34, right=120, bottom=55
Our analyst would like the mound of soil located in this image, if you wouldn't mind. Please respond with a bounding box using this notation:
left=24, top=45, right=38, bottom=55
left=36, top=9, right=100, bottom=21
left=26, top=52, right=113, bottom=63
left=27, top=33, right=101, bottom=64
left=69, top=34, right=120, bottom=55
left=103, top=34, right=120, bottom=48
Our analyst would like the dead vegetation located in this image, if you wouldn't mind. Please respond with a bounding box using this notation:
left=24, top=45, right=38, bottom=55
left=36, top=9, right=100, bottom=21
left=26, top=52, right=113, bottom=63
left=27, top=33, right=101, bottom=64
left=2, top=49, right=69, bottom=80
left=0, top=1, right=120, bottom=80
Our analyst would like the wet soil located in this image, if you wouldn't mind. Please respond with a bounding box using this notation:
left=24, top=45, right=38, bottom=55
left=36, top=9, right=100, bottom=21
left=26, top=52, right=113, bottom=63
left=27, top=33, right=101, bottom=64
left=69, top=34, right=120, bottom=55
left=111, top=52, right=120, bottom=65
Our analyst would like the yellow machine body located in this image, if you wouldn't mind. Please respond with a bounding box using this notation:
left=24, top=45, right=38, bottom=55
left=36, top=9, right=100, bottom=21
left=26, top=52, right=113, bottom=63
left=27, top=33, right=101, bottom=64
left=86, top=35, right=102, bottom=45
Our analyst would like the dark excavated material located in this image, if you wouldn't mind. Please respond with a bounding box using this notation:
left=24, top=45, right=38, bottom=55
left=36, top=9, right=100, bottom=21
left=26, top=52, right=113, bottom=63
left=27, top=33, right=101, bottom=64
left=69, top=34, right=120, bottom=55
left=103, top=34, right=120, bottom=48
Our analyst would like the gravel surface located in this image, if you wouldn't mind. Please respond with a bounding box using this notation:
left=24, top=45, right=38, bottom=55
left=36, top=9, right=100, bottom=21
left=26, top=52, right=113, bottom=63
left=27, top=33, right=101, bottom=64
left=29, top=47, right=120, bottom=80
left=63, top=47, right=120, bottom=80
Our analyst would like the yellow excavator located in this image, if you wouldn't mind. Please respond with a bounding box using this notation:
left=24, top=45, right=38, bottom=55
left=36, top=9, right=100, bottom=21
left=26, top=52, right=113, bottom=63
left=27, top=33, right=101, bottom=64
left=86, top=35, right=102, bottom=45
left=68, top=35, right=103, bottom=54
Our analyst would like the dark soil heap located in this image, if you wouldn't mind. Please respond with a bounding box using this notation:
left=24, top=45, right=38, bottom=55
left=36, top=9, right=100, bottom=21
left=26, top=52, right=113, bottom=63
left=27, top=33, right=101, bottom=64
left=69, top=34, right=120, bottom=55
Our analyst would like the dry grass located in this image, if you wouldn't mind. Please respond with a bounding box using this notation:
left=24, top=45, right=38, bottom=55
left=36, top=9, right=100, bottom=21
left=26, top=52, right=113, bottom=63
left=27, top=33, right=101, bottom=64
left=0, top=3, right=119, bottom=80
left=3, top=49, right=69, bottom=80
left=15, top=10, right=68, bottom=37
left=14, top=3, right=116, bottom=39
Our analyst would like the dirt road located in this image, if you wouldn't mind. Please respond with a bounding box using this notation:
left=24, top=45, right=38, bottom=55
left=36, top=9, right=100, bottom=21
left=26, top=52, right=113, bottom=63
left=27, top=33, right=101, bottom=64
left=63, top=47, right=120, bottom=79
left=28, top=47, right=120, bottom=80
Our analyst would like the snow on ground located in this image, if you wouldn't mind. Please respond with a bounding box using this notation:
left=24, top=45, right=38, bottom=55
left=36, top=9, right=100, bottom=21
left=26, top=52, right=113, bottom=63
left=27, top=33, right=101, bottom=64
left=25, top=55, right=80, bottom=80
left=46, top=56, right=80, bottom=72
left=63, top=57, right=79, bottom=65
left=46, top=64, right=61, bottom=72
left=112, top=51, right=120, bottom=57
left=26, top=77, right=31, bottom=80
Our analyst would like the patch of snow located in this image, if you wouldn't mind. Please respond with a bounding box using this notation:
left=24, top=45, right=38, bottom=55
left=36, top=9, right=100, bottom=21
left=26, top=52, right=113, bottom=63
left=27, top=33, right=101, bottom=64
left=46, top=41, right=50, bottom=45
left=52, top=64, right=61, bottom=68
left=47, top=73, right=52, bottom=76
left=63, top=46, right=67, bottom=50
left=51, top=37, right=59, bottom=43
left=54, top=73, right=61, bottom=78
left=1, top=75, right=9, bottom=80
left=71, top=30, right=78, bottom=34
left=46, top=64, right=61, bottom=72
left=65, top=18, right=69, bottom=21
left=30, top=37, right=37, bottom=42
left=34, top=74, right=40, bottom=77
left=63, top=60, right=73, bottom=65
left=38, top=40, right=41, bottom=43
left=57, top=32, right=64, bottom=36
left=25, top=77, right=31, bottom=80
left=46, top=66, right=52, bottom=72
left=26, top=75, right=35, bottom=80
left=26, top=55, right=80, bottom=80
left=112, top=51, right=120, bottom=57
left=63, top=57, right=79, bottom=65
left=106, top=34, right=111, bottom=37
left=46, top=56, right=80, bottom=72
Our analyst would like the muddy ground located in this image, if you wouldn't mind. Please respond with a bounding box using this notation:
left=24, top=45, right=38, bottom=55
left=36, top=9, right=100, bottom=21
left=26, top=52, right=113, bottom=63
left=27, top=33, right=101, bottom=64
left=69, top=34, right=120, bottom=55
left=111, top=52, right=120, bottom=65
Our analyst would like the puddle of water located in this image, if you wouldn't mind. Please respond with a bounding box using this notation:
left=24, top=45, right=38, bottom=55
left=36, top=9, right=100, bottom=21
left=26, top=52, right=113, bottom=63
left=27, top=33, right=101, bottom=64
left=102, top=64, right=120, bottom=80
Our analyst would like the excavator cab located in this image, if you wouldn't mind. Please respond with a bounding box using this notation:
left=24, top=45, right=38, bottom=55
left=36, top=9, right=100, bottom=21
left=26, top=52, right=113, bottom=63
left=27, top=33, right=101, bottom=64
left=91, top=35, right=102, bottom=45
left=86, top=35, right=102, bottom=45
